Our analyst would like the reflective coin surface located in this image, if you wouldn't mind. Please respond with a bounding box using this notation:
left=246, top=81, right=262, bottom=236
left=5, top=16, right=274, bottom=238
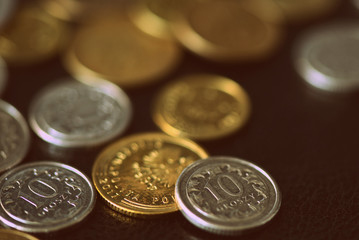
left=0, top=5, right=68, bottom=65
left=63, top=9, right=181, bottom=88
left=0, top=100, right=30, bottom=172
left=175, top=156, right=281, bottom=235
left=152, top=74, right=251, bottom=140
left=0, top=161, right=96, bottom=233
left=0, top=229, right=39, bottom=240
left=0, top=0, right=17, bottom=30
left=0, top=57, right=7, bottom=96
left=92, top=132, right=208, bottom=217
left=294, top=22, right=359, bottom=92
left=29, top=79, right=132, bottom=147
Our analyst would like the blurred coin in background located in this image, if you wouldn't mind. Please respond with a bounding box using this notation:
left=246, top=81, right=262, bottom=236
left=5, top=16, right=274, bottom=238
left=0, top=0, right=17, bottom=31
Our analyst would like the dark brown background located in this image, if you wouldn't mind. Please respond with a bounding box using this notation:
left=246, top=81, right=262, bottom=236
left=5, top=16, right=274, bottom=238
left=2, top=0, right=359, bottom=239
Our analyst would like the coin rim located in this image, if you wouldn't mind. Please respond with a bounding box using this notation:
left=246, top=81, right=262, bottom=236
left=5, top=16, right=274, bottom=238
left=0, top=161, right=96, bottom=233
left=175, top=156, right=281, bottom=235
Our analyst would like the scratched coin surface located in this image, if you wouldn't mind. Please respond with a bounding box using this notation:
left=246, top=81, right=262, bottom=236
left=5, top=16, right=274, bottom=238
left=0, top=161, right=96, bottom=233
left=175, top=156, right=281, bottom=235
left=152, top=74, right=251, bottom=140
left=0, top=229, right=39, bottom=240
left=0, top=57, right=7, bottom=96
left=294, top=22, right=359, bottom=92
left=0, top=5, right=68, bottom=65
left=92, top=132, right=208, bottom=217
left=63, top=9, right=181, bottom=88
left=28, top=79, right=132, bottom=147
left=0, top=100, right=30, bottom=172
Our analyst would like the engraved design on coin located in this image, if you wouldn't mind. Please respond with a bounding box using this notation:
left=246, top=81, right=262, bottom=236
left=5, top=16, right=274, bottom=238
left=0, top=162, right=95, bottom=232
left=187, top=163, right=268, bottom=220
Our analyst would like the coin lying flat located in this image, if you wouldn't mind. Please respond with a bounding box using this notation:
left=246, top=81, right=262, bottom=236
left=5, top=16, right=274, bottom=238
left=0, top=57, right=7, bottom=96
left=0, top=229, right=39, bottom=240
left=175, top=156, right=281, bottom=235
left=0, top=5, right=68, bottom=65
left=29, top=79, right=132, bottom=147
left=0, top=0, right=17, bottom=30
left=0, top=100, right=30, bottom=172
left=170, top=0, right=284, bottom=61
left=63, top=9, right=181, bottom=88
left=294, top=22, right=359, bottom=92
left=0, top=161, right=96, bottom=233
left=152, top=74, right=251, bottom=140
left=92, top=132, right=208, bottom=217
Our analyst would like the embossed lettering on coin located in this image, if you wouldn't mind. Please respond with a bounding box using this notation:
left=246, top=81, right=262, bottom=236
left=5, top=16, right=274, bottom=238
left=175, top=156, right=281, bottom=235
left=0, top=161, right=96, bottom=233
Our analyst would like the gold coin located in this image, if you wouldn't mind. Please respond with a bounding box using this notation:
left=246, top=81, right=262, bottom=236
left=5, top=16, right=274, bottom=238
left=63, top=9, right=181, bottom=88
left=170, top=0, right=284, bottom=62
left=92, top=132, right=208, bottom=217
left=0, top=5, right=69, bottom=65
left=0, top=229, right=39, bottom=240
left=152, top=74, right=251, bottom=140
left=272, top=0, right=340, bottom=23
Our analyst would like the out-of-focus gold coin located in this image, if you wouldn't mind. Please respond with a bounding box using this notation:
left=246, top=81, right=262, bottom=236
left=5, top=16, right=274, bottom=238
left=152, top=74, right=251, bottom=140
left=0, top=229, right=39, bottom=240
left=63, top=9, right=181, bottom=88
left=92, top=132, right=208, bottom=217
left=0, top=5, right=68, bottom=65
left=272, top=0, right=340, bottom=23
left=170, top=0, right=284, bottom=62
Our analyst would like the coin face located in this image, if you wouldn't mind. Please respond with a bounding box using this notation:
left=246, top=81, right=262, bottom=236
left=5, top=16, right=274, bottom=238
left=152, top=74, right=251, bottom=140
left=175, top=156, right=281, bottom=235
left=29, top=79, right=132, bottom=147
left=0, top=57, right=7, bottom=96
left=0, top=229, right=39, bottom=240
left=0, top=161, right=96, bottom=233
left=63, top=10, right=181, bottom=88
left=0, top=100, right=30, bottom=172
left=0, top=6, right=68, bottom=64
left=92, top=132, right=208, bottom=217
left=170, top=0, right=283, bottom=61
left=294, top=23, right=359, bottom=92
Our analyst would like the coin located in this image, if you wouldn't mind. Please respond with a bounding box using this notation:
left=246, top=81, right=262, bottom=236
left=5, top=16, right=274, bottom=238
left=0, top=5, right=69, bottom=65
left=0, top=57, right=7, bottom=96
left=0, top=100, right=30, bottom=172
left=152, top=74, right=251, bottom=140
left=293, top=22, right=359, bottom=92
left=0, top=161, right=96, bottom=233
left=170, top=0, right=284, bottom=61
left=0, top=0, right=17, bottom=30
left=29, top=79, right=132, bottom=147
left=175, top=156, right=281, bottom=235
left=0, top=229, right=39, bottom=240
left=92, top=132, right=208, bottom=217
left=63, top=9, right=181, bottom=88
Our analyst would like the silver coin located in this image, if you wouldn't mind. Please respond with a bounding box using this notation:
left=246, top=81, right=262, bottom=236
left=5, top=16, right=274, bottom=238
left=175, top=156, right=281, bottom=236
left=294, top=22, right=359, bottom=92
left=0, top=57, right=7, bottom=96
left=0, top=100, right=30, bottom=172
left=0, top=0, right=17, bottom=30
left=0, top=161, right=96, bottom=233
left=29, top=79, right=132, bottom=147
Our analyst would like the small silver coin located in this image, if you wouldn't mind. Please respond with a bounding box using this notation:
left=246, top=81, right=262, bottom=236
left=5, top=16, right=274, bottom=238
left=29, top=79, right=132, bottom=147
left=175, top=156, right=281, bottom=236
left=0, top=161, right=96, bottom=233
left=0, top=57, right=7, bottom=96
left=0, top=0, right=17, bottom=30
left=0, top=100, right=30, bottom=172
left=294, top=22, right=359, bottom=92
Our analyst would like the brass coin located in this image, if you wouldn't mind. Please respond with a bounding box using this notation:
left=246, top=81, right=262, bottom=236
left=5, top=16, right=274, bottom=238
left=152, top=74, right=251, bottom=140
left=170, top=0, right=284, bottom=62
left=63, top=9, right=181, bottom=88
left=0, top=5, right=68, bottom=65
left=92, top=132, right=208, bottom=217
left=0, top=229, right=39, bottom=240
left=272, top=0, right=340, bottom=23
